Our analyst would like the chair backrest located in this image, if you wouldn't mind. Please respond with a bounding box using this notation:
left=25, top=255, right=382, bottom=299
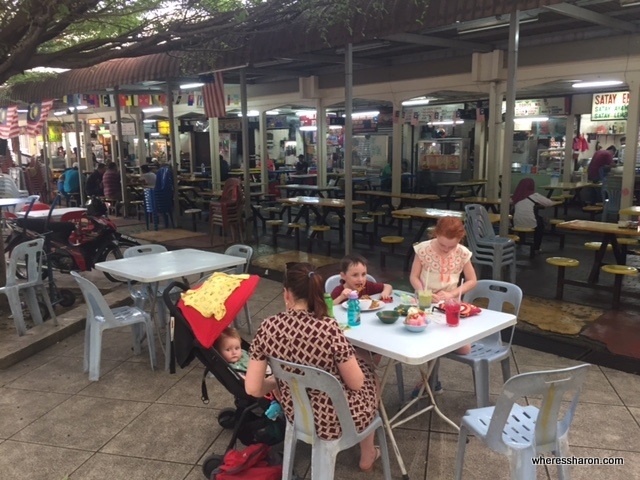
left=12, top=195, right=39, bottom=215
left=324, top=273, right=376, bottom=293
left=123, top=244, right=168, bottom=259
left=268, top=357, right=358, bottom=440
left=70, top=271, right=118, bottom=325
left=463, top=280, right=523, bottom=316
left=6, top=238, right=45, bottom=287
left=464, top=204, right=497, bottom=242
left=224, top=244, right=253, bottom=274
left=0, top=174, right=22, bottom=198
left=463, top=280, right=522, bottom=347
left=485, top=364, right=589, bottom=453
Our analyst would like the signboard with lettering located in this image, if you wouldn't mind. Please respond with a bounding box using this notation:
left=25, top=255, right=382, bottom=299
left=502, top=97, right=570, bottom=117
left=591, top=91, right=629, bottom=120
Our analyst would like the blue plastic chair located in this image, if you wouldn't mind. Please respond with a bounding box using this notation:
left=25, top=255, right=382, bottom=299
left=445, top=280, right=523, bottom=407
left=455, top=364, right=590, bottom=480
left=268, top=357, right=391, bottom=480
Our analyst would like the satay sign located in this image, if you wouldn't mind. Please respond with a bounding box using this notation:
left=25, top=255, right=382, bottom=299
left=591, top=91, right=629, bottom=121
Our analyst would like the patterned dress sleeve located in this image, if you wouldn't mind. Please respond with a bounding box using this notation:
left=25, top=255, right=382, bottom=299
left=248, top=317, right=272, bottom=362
left=330, top=323, right=356, bottom=364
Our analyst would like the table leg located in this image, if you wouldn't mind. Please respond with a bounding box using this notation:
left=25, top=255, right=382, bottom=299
left=587, top=235, right=613, bottom=284
left=412, top=219, right=430, bottom=245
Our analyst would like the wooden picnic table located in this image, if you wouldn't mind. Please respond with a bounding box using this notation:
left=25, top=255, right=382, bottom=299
left=556, top=219, right=640, bottom=284
left=356, top=190, right=439, bottom=211
left=436, top=180, right=487, bottom=208
left=619, top=206, right=640, bottom=216
left=278, top=184, right=340, bottom=198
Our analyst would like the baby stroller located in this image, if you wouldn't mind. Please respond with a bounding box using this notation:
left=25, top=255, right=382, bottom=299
left=162, top=276, right=285, bottom=476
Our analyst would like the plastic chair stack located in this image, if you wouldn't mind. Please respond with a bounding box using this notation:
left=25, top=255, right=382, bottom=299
left=455, top=364, right=590, bottom=480
left=464, top=204, right=516, bottom=282
left=0, top=173, right=26, bottom=198
left=1, top=238, right=57, bottom=336
left=71, top=271, right=156, bottom=381
left=268, top=357, right=392, bottom=480
left=209, top=178, right=245, bottom=247
left=445, top=280, right=523, bottom=407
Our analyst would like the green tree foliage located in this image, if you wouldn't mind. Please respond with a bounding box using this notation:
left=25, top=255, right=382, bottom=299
left=0, top=0, right=428, bottom=86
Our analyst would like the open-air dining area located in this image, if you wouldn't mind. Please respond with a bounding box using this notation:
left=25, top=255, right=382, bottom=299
left=3, top=0, right=640, bottom=479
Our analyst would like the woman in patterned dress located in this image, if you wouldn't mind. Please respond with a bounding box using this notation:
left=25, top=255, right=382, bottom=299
left=245, top=262, right=381, bottom=472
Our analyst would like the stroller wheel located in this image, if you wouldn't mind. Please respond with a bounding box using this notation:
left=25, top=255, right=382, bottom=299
left=218, top=408, right=237, bottom=429
left=202, top=454, right=224, bottom=479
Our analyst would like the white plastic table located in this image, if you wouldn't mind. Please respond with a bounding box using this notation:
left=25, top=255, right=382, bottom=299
left=337, top=292, right=516, bottom=479
left=0, top=197, right=23, bottom=208
left=95, top=249, right=246, bottom=369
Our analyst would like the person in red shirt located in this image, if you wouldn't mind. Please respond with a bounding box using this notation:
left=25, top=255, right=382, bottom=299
left=330, top=254, right=392, bottom=304
left=587, top=146, right=616, bottom=183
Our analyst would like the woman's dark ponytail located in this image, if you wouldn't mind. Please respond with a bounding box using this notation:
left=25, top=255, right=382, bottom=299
left=284, top=263, right=328, bottom=318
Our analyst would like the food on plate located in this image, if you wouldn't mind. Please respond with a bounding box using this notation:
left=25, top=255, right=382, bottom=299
left=434, top=301, right=481, bottom=317
left=369, top=299, right=380, bottom=309
left=404, top=307, right=427, bottom=326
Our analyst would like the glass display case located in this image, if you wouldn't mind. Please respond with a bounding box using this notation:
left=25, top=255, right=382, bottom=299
left=416, top=138, right=471, bottom=182
left=536, top=148, right=564, bottom=174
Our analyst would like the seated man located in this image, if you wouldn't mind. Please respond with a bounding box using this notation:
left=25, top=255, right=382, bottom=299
left=85, top=163, right=106, bottom=197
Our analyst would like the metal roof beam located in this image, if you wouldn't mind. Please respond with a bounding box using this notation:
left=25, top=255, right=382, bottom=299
left=384, top=33, right=492, bottom=52
left=543, top=3, right=637, bottom=32
left=290, top=53, right=386, bottom=67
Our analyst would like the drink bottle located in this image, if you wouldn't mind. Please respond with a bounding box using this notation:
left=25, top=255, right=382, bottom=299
left=347, top=291, right=361, bottom=327
left=324, top=293, right=334, bottom=318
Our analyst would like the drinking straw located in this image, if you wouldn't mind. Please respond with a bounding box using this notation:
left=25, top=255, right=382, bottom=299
left=426, top=267, right=430, bottom=290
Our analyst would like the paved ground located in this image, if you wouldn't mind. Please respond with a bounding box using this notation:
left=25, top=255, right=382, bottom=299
left=1, top=201, right=640, bottom=479
left=1, top=275, right=640, bottom=479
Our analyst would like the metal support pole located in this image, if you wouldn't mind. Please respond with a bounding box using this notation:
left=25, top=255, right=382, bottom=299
left=73, top=106, right=85, bottom=205
left=499, top=12, right=519, bottom=237
left=166, top=82, right=180, bottom=225
left=209, top=117, right=220, bottom=186
left=621, top=74, right=640, bottom=210
left=392, top=101, right=402, bottom=208
left=41, top=123, right=51, bottom=201
left=114, top=87, right=129, bottom=217
left=344, top=43, right=354, bottom=255
left=259, top=111, right=268, bottom=194
left=316, top=98, right=327, bottom=188
left=240, top=69, right=253, bottom=240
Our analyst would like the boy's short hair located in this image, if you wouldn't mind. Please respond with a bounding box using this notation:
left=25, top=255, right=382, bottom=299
left=215, top=327, right=241, bottom=350
left=340, top=254, right=368, bottom=273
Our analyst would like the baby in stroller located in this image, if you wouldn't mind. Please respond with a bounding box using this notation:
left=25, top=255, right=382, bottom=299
left=163, top=277, right=284, bottom=476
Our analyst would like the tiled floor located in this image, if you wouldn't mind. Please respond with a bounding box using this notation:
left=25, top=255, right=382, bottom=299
left=1, top=276, right=639, bottom=480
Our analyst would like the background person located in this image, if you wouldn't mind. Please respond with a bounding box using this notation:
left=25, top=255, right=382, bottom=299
left=330, top=254, right=392, bottom=304
left=512, top=178, right=555, bottom=254
left=62, top=162, right=80, bottom=204
left=102, top=162, right=122, bottom=201
left=245, top=262, right=382, bottom=473
left=85, top=163, right=106, bottom=197
left=140, top=164, right=156, bottom=186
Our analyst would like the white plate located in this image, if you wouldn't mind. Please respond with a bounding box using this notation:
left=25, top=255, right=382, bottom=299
left=341, top=298, right=384, bottom=311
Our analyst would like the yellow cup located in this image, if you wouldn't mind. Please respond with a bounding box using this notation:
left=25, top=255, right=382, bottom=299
left=418, top=290, right=432, bottom=309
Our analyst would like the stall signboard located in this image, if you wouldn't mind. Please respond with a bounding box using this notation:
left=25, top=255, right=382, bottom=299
left=502, top=97, right=570, bottom=117
left=87, top=118, right=104, bottom=125
left=219, top=118, right=242, bottom=131
left=404, top=104, right=463, bottom=124
left=108, top=122, right=136, bottom=136
left=591, top=91, right=629, bottom=121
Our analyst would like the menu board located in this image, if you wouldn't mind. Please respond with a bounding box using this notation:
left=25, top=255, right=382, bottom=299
left=419, top=154, right=460, bottom=171
left=591, top=91, right=629, bottom=120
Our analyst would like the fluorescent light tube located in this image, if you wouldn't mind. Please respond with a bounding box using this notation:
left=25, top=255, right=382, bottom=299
left=572, top=80, right=624, bottom=89
left=143, top=107, right=163, bottom=113
left=180, top=82, right=204, bottom=89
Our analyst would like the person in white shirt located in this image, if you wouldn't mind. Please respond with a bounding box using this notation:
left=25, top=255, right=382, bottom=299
left=512, top=178, right=555, bottom=253
left=140, top=164, right=157, bottom=186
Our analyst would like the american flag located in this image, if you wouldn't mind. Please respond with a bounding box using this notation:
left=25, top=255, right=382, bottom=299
left=26, top=100, right=54, bottom=136
left=202, top=72, right=226, bottom=118
left=0, top=105, right=19, bottom=139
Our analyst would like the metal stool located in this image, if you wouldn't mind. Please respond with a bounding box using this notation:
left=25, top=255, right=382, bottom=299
left=354, top=216, right=374, bottom=247
left=546, top=257, right=579, bottom=300
left=582, top=205, right=603, bottom=220
left=511, top=226, right=535, bottom=258
left=380, top=236, right=405, bottom=268
left=601, top=264, right=638, bottom=310
left=184, top=208, right=202, bottom=232
left=308, top=225, right=331, bottom=256
left=391, top=213, right=411, bottom=236
left=265, top=219, right=284, bottom=250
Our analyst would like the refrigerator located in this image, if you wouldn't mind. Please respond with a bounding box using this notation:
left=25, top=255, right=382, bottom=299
left=416, top=138, right=472, bottom=186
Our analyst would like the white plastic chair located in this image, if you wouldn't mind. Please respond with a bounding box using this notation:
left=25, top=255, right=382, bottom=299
left=324, top=273, right=406, bottom=401
left=11, top=194, right=39, bottom=214
left=324, top=273, right=376, bottom=294
left=0, top=238, right=56, bottom=335
left=223, top=244, right=253, bottom=334
left=71, top=271, right=156, bottom=381
left=445, top=280, right=523, bottom=407
left=455, top=364, right=590, bottom=480
left=268, top=357, right=392, bottom=480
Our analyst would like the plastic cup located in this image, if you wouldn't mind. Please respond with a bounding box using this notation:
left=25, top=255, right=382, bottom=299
left=417, top=290, right=432, bottom=309
left=444, top=300, right=461, bottom=327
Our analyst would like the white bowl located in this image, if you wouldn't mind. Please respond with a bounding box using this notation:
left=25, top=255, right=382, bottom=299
left=341, top=298, right=373, bottom=310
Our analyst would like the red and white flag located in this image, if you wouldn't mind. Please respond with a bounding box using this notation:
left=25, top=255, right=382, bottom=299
left=202, top=72, right=226, bottom=118
left=26, top=100, right=54, bottom=136
left=0, top=105, right=19, bottom=139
